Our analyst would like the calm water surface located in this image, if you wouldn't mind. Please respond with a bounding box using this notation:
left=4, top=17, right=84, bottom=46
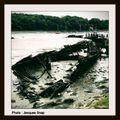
left=12, top=31, right=108, bottom=64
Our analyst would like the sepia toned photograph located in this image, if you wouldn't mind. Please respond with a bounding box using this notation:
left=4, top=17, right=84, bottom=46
left=5, top=5, right=115, bottom=116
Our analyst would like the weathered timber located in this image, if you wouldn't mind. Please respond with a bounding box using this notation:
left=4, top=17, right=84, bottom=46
left=36, top=56, right=52, bottom=78
left=85, top=33, right=109, bottom=55
left=13, top=70, right=37, bottom=82
left=70, top=53, right=100, bottom=81
left=39, top=80, right=69, bottom=98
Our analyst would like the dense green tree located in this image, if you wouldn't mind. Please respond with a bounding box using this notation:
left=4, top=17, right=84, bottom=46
left=11, top=13, right=109, bottom=31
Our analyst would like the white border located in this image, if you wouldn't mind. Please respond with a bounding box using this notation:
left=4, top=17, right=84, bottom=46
left=4, top=4, right=116, bottom=116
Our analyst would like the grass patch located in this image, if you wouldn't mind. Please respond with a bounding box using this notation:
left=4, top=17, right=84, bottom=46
left=94, top=95, right=109, bottom=109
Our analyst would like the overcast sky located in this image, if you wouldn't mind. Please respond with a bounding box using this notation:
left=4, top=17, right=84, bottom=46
left=13, top=11, right=109, bottom=20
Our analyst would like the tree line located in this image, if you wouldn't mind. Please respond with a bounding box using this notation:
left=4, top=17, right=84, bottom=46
left=11, top=13, right=109, bottom=31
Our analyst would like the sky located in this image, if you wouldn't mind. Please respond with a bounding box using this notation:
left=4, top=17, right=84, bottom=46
left=13, top=11, right=109, bottom=20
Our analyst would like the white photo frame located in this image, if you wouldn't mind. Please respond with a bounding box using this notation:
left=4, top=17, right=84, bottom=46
left=4, top=4, right=115, bottom=116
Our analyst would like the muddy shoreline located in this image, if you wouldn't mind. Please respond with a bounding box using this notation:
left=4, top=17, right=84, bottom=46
left=12, top=58, right=109, bottom=109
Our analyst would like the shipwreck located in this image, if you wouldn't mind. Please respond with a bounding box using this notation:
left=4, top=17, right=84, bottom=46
left=12, top=35, right=107, bottom=100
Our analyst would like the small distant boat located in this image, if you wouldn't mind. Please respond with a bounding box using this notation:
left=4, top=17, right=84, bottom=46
left=55, top=32, right=60, bottom=34
left=67, top=34, right=83, bottom=38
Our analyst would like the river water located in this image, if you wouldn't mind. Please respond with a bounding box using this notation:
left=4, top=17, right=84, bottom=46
left=12, top=31, right=108, bottom=64
left=11, top=31, right=109, bottom=109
